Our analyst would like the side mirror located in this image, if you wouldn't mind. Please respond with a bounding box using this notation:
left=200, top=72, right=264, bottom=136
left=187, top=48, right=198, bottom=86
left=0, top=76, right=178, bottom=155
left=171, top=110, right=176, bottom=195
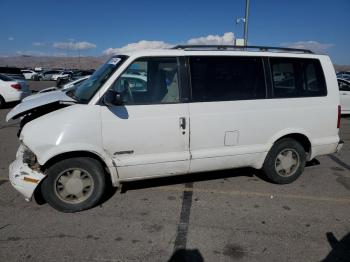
left=103, top=90, right=124, bottom=107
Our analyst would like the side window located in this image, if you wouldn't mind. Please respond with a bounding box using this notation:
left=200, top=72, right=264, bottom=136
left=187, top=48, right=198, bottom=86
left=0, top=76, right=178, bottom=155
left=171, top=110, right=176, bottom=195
left=271, top=62, right=297, bottom=97
left=270, top=58, right=326, bottom=98
left=301, top=60, right=327, bottom=96
left=112, top=57, right=180, bottom=104
left=190, top=56, right=266, bottom=102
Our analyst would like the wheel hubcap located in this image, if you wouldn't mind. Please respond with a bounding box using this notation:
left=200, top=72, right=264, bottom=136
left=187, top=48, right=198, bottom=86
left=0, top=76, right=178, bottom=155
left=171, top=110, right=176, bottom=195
left=275, top=149, right=300, bottom=177
left=55, top=168, right=94, bottom=204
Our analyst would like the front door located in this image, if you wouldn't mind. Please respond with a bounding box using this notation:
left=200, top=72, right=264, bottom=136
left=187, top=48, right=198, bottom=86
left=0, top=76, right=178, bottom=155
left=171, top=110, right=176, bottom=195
left=101, top=57, right=190, bottom=180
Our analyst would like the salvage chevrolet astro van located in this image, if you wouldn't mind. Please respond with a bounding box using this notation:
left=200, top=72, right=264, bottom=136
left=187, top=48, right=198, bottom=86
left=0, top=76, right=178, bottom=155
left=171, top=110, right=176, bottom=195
left=6, top=46, right=343, bottom=212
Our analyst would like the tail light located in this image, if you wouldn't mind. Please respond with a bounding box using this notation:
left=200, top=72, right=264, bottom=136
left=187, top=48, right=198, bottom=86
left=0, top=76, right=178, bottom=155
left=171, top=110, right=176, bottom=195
left=337, top=105, right=341, bottom=129
left=11, top=83, right=21, bottom=90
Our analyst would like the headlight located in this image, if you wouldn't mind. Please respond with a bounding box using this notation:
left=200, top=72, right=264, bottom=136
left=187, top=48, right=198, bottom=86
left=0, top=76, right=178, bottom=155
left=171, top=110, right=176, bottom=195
left=16, top=143, right=26, bottom=158
left=23, top=147, right=37, bottom=167
left=17, top=143, right=37, bottom=168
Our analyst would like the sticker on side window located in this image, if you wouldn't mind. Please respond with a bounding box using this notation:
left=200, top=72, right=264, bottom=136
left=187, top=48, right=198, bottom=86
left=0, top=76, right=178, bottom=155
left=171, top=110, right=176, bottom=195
left=108, top=57, right=121, bottom=66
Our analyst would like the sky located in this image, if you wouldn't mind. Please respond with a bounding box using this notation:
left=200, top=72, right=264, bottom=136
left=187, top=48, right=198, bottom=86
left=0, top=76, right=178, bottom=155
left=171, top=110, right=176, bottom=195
left=0, top=0, right=349, bottom=64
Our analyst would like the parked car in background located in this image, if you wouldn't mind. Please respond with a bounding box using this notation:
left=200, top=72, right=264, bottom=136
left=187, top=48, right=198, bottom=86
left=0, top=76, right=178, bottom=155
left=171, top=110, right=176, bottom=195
left=72, top=70, right=95, bottom=80
left=113, top=73, right=147, bottom=92
left=0, top=74, right=31, bottom=107
left=34, top=76, right=90, bottom=95
left=38, top=70, right=61, bottom=81
left=56, top=70, right=94, bottom=87
left=51, top=71, right=73, bottom=81
left=21, top=70, right=39, bottom=80
left=125, top=68, right=146, bottom=76
left=336, top=72, right=350, bottom=80
left=338, top=78, right=350, bottom=114
left=0, top=67, right=25, bottom=80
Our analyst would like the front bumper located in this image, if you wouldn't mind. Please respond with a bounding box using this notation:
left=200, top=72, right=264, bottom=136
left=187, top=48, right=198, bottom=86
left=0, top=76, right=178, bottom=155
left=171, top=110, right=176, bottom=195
left=9, top=145, right=46, bottom=201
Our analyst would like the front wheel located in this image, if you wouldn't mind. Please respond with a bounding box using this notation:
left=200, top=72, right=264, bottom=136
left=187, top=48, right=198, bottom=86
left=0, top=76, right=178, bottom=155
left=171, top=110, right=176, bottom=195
left=262, top=138, right=306, bottom=184
left=41, top=157, right=106, bottom=212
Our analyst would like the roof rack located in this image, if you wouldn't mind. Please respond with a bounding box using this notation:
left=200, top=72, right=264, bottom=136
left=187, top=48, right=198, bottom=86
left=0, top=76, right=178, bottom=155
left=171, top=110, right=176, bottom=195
left=171, top=45, right=313, bottom=54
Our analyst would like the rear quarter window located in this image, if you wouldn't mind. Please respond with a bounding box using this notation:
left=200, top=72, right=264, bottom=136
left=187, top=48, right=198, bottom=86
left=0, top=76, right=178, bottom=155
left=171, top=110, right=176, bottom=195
left=270, top=58, right=327, bottom=98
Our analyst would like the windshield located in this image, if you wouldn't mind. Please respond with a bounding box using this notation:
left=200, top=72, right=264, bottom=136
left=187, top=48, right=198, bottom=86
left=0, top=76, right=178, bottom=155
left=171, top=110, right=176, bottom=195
left=66, top=56, right=127, bottom=103
left=62, top=78, right=87, bottom=91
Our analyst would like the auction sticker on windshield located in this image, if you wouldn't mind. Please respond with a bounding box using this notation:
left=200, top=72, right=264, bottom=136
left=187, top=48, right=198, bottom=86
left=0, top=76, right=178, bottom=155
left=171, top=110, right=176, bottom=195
left=108, top=57, right=122, bottom=66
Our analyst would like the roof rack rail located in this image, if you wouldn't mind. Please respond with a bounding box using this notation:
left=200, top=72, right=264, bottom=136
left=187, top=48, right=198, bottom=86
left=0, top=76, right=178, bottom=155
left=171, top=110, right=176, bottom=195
left=171, top=45, right=313, bottom=54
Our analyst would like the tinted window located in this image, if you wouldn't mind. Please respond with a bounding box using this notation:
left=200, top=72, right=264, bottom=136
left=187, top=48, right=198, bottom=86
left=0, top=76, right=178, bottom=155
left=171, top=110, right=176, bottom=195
left=111, top=57, right=180, bottom=104
left=189, top=56, right=266, bottom=102
left=271, top=62, right=296, bottom=96
left=270, top=58, right=326, bottom=98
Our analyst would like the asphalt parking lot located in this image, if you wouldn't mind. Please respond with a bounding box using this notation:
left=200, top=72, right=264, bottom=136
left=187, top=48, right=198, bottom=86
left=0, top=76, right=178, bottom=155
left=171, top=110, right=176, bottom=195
left=0, top=81, right=349, bottom=262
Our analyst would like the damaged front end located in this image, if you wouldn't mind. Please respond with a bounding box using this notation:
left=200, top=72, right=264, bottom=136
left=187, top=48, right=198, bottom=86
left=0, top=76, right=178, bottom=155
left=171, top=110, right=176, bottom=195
left=16, top=102, right=70, bottom=137
left=6, top=90, right=77, bottom=137
left=6, top=91, right=78, bottom=200
left=9, top=143, right=46, bottom=201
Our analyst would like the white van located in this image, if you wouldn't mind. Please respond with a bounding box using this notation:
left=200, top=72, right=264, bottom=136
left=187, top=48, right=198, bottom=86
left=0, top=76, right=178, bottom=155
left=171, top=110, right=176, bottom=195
left=6, top=46, right=343, bottom=212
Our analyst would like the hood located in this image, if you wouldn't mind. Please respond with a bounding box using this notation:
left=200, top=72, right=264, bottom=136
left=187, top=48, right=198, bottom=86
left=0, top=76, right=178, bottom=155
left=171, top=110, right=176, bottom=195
left=6, top=90, right=76, bottom=121
left=22, top=87, right=58, bottom=99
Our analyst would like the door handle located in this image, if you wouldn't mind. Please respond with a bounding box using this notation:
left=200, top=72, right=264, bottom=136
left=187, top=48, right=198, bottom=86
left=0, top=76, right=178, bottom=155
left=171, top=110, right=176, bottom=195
left=179, top=117, right=186, bottom=130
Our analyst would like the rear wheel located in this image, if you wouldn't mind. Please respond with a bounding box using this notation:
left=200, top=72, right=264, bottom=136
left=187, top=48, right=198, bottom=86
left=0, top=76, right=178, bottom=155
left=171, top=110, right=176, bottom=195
left=41, top=157, right=106, bottom=212
left=262, top=138, right=306, bottom=184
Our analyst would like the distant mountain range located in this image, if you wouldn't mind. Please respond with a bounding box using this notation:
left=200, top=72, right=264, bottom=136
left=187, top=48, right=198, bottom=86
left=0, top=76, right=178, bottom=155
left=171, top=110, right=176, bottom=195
left=0, top=55, right=107, bottom=70
left=0, top=55, right=349, bottom=72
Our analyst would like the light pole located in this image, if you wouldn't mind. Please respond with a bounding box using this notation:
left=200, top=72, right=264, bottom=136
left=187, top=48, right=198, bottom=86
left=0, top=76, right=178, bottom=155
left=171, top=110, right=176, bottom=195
left=236, top=0, right=250, bottom=46
left=244, top=0, right=250, bottom=46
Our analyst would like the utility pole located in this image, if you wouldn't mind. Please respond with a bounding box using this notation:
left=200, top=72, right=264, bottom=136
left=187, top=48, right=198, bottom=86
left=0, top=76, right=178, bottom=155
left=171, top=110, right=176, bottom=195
left=243, top=0, right=250, bottom=46
left=236, top=0, right=250, bottom=46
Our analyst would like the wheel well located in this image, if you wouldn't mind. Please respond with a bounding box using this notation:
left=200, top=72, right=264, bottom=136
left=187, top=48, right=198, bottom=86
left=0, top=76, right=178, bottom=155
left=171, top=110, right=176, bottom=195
left=41, top=151, right=110, bottom=177
left=275, top=133, right=311, bottom=155
left=34, top=151, right=113, bottom=206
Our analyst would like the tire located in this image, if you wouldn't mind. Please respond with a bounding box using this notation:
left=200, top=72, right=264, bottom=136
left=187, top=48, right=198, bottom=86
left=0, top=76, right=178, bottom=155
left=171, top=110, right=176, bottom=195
left=41, top=157, right=106, bottom=212
left=262, top=138, right=306, bottom=184
left=0, top=96, right=5, bottom=108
